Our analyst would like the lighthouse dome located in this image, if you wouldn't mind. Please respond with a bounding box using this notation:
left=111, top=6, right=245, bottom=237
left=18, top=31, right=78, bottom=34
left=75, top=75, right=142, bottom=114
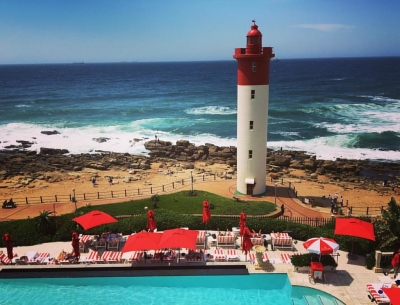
left=246, top=21, right=262, bottom=54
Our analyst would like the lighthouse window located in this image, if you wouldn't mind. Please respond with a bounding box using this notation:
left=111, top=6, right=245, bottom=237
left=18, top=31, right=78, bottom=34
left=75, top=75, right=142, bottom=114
left=248, top=150, right=253, bottom=159
left=252, top=62, right=257, bottom=72
left=249, top=121, right=254, bottom=130
left=251, top=90, right=255, bottom=99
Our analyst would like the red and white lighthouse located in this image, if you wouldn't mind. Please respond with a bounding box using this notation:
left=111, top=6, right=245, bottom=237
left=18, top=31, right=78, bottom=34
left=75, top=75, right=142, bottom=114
left=233, top=21, right=274, bottom=195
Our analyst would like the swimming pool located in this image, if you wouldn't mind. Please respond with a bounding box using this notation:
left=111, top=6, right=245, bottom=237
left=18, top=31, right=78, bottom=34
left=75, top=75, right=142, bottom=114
left=0, top=274, right=343, bottom=305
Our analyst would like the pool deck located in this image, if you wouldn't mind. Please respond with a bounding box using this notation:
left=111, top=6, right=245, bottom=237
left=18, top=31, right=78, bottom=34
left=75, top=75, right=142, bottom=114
left=0, top=235, right=384, bottom=305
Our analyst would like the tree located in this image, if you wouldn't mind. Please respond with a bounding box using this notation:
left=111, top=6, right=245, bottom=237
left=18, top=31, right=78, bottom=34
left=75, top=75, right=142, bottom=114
left=374, top=197, right=400, bottom=250
left=35, top=210, right=57, bottom=235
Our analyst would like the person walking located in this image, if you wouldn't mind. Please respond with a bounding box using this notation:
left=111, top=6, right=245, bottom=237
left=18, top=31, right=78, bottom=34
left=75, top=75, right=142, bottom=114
left=2, top=233, right=14, bottom=260
left=384, top=249, right=400, bottom=278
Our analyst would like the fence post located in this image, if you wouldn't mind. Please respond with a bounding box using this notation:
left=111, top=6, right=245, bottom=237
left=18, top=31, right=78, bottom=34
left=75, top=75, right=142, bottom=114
left=69, top=194, right=72, bottom=201
left=25, top=197, right=28, bottom=205
left=97, top=192, right=100, bottom=199
left=162, top=185, right=164, bottom=192
left=55, top=195, right=58, bottom=202
left=203, top=175, right=205, bottom=181
left=281, top=178, right=283, bottom=185
left=111, top=191, right=113, bottom=198
left=381, top=206, right=384, bottom=214
left=182, top=179, right=184, bottom=185
left=366, top=207, right=369, bottom=215
left=84, top=193, right=86, bottom=200
left=172, top=182, right=174, bottom=189
left=125, top=190, right=127, bottom=197
left=151, top=187, right=153, bottom=194
left=40, top=196, right=43, bottom=203
left=138, top=188, right=140, bottom=195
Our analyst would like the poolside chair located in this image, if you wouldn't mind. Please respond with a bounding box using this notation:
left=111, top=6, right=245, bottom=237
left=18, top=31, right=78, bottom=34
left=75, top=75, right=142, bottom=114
left=214, top=249, right=226, bottom=261
left=366, top=283, right=391, bottom=304
left=226, top=249, right=240, bottom=261
left=255, top=252, right=274, bottom=270
left=80, top=251, right=100, bottom=264
left=0, top=253, right=18, bottom=265
left=107, top=239, right=119, bottom=251
left=102, top=251, right=122, bottom=263
left=95, top=238, right=107, bottom=250
left=196, top=231, right=206, bottom=249
left=281, top=253, right=292, bottom=264
left=122, top=251, right=143, bottom=264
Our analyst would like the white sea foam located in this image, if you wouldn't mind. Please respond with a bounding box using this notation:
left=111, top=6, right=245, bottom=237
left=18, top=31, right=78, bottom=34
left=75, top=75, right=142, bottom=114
left=185, top=106, right=237, bottom=115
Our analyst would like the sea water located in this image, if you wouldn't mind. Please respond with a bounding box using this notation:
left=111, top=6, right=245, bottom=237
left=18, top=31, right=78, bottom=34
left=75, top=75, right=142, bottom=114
left=0, top=57, right=399, bottom=161
left=0, top=274, right=342, bottom=305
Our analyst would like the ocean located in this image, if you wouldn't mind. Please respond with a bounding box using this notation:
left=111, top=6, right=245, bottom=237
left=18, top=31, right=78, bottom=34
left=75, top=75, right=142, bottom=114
left=0, top=57, right=399, bottom=161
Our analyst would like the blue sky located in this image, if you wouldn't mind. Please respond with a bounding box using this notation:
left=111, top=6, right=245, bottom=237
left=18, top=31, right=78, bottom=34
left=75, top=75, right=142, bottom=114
left=1, top=0, right=399, bottom=64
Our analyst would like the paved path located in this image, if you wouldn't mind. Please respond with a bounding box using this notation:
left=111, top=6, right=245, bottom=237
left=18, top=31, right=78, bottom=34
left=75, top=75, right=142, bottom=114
left=1, top=179, right=331, bottom=220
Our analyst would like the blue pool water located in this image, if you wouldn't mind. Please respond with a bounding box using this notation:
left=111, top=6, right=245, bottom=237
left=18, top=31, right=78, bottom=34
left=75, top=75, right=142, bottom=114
left=0, top=274, right=341, bottom=305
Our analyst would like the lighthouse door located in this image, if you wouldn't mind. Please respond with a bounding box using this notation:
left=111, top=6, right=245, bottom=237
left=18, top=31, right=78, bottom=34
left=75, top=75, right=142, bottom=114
left=246, top=183, right=254, bottom=195
left=245, top=178, right=255, bottom=195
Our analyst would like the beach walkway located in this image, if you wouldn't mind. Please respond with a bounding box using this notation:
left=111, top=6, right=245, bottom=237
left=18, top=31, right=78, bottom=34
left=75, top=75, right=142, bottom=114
left=0, top=180, right=330, bottom=220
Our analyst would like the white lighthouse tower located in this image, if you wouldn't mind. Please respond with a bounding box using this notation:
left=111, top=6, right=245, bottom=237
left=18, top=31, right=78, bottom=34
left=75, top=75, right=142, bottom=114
left=233, top=21, right=275, bottom=196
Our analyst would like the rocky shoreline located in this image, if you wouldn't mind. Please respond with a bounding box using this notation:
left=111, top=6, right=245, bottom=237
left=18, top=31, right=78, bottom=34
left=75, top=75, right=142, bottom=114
left=1, top=139, right=399, bottom=189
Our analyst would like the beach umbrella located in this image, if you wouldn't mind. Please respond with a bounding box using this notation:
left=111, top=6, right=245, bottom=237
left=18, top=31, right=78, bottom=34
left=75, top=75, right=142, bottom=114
left=303, top=237, right=339, bottom=256
left=2, top=233, right=14, bottom=260
left=382, top=288, right=400, bottom=305
left=72, top=210, right=118, bottom=230
left=158, top=228, right=198, bottom=250
left=146, top=210, right=157, bottom=232
left=242, top=227, right=254, bottom=261
left=334, top=217, right=375, bottom=259
left=202, top=200, right=211, bottom=224
left=71, top=232, right=80, bottom=259
left=239, top=212, right=247, bottom=236
left=121, top=231, right=162, bottom=252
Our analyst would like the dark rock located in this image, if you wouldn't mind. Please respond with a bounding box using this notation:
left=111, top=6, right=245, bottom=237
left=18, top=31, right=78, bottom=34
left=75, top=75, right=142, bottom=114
left=41, top=130, right=60, bottom=135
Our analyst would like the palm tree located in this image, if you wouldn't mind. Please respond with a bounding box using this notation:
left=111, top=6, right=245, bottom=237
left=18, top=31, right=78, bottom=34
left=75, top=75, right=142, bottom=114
left=35, top=210, right=57, bottom=235
left=374, top=197, right=400, bottom=250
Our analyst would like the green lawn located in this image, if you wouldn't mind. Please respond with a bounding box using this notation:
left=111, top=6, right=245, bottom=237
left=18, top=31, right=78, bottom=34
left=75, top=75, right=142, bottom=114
left=81, top=190, right=276, bottom=216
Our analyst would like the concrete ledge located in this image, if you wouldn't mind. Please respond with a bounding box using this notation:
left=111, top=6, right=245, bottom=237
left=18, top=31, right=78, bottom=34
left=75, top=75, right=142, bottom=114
left=0, top=264, right=249, bottom=279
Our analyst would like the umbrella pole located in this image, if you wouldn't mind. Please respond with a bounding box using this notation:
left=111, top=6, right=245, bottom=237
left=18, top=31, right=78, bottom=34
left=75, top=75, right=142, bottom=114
left=347, top=237, right=358, bottom=260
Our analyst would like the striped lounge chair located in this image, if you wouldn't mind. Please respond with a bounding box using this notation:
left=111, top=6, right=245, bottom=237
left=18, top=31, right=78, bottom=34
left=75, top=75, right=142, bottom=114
left=226, top=249, right=240, bottom=261
left=271, top=233, right=293, bottom=250
left=102, top=251, right=122, bottom=263
left=0, top=253, right=18, bottom=265
left=250, top=237, right=264, bottom=246
left=366, top=283, right=391, bottom=304
left=80, top=251, right=99, bottom=264
left=214, top=249, right=226, bottom=261
left=217, top=235, right=236, bottom=248
left=196, top=231, right=206, bottom=249
left=123, top=251, right=143, bottom=264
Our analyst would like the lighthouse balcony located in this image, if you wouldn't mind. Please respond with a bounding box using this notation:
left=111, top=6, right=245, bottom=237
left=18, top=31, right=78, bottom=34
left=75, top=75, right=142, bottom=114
left=234, top=47, right=274, bottom=57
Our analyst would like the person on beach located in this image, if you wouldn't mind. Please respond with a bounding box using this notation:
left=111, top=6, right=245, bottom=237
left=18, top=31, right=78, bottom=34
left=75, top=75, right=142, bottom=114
left=108, top=176, right=113, bottom=185
left=92, top=176, right=96, bottom=187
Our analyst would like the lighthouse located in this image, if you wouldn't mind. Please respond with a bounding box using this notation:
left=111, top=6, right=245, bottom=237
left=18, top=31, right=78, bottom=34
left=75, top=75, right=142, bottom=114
left=233, top=21, right=275, bottom=196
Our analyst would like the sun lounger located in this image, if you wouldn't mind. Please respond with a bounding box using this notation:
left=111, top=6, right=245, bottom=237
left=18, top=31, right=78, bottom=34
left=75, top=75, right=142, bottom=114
left=0, top=253, right=17, bottom=265
left=196, top=231, right=206, bottom=249
left=214, top=249, right=226, bottom=261
left=80, top=251, right=99, bottom=264
left=270, top=233, right=293, bottom=250
left=79, top=235, right=93, bottom=253
left=226, top=249, right=240, bottom=261
left=217, top=235, right=236, bottom=248
left=102, top=251, right=122, bottom=263
left=128, top=251, right=143, bottom=264
left=281, top=253, right=292, bottom=264
left=366, top=283, right=391, bottom=304
left=250, top=237, right=264, bottom=246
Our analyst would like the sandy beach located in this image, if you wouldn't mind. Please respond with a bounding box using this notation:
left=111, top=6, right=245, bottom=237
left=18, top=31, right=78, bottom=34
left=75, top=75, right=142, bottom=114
left=1, top=160, right=397, bottom=220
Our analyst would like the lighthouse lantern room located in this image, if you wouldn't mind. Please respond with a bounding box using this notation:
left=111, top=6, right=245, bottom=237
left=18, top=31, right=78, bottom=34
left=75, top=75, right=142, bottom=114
left=233, top=21, right=274, bottom=196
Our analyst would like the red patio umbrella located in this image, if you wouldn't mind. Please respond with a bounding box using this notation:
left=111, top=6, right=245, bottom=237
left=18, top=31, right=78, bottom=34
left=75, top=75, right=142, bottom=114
left=146, top=210, right=157, bottom=232
left=382, top=287, right=400, bottom=305
left=158, top=228, right=198, bottom=250
left=71, top=232, right=80, bottom=259
left=202, top=200, right=211, bottom=224
left=334, top=217, right=375, bottom=259
left=303, top=237, right=339, bottom=255
left=2, top=233, right=14, bottom=260
left=242, top=227, right=254, bottom=256
left=72, top=210, right=118, bottom=230
left=239, top=212, right=247, bottom=236
left=121, top=231, right=162, bottom=252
